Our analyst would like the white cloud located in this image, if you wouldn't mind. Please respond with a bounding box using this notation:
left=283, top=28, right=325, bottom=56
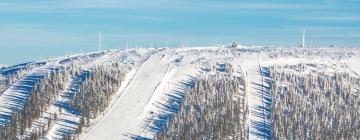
left=211, top=3, right=329, bottom=10
left=295, top=16, right=360, bottom=21
left=309, top=34, right=360, bottom=38
left=0, top=1, right=332, bottom=13
left=0, top=0, right=193, bottom=13
left=104, top=33, right=212, bottom=41
left=0, top=25, right=91, bottom=47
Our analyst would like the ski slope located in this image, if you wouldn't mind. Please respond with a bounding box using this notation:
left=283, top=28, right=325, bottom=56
left=44, top=50, right=154, bottom=139
left=0, top=46, right=360, bottom=139
left=82, top=49, right=175, bottom=139
left=82, top=47, right=267, bottom=139
left=241, top=53, right=271, bottom=140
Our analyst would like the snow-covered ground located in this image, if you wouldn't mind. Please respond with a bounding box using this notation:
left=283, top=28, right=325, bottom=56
left=43, top=50, right=155, bottom=139
left=1, top=46, right=360, bottom=139
left=346, top=55, right=360, bottom=77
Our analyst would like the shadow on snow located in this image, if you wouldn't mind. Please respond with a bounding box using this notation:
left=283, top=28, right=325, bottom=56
left=127, top=75, right=196, bottom=139
left=249, top=67, right=272, bottom=140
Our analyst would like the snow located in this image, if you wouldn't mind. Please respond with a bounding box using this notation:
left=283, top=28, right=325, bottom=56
left=80, top=47, right=360, bottom=140
left=0, top=53, right=106, bottom=138
left=82, top=47, right=258, bottom=139
left=1, top=46, right=360, bottom=139
left=0, top=59, right=56, bottom=125
left=0, top=49, right=153, bottom=139
left=44, top=50, right=153, bottom=139
left=82, top=49, right=173, bottom=139
left=346, top=55, right=360, bottom=77
left=238, top=53, right=269, bottom=139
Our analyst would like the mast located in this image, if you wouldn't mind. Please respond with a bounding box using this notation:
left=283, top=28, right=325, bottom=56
left=98, top=32, right=102, bottom=52
left=126, top=41, right=129, bottom=50
left=302, top=29, right=306, bottom=48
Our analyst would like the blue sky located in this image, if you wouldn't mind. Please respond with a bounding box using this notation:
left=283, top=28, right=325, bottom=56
left=0, top=0, right=360, bottom=65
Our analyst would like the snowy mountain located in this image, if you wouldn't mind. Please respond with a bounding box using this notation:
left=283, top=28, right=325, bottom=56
left=0, top=46, right=360, bottom=140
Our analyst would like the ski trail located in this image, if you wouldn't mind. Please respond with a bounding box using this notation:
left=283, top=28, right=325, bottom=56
left=81, top=52, right=153, bottom=139
left=82, top=49, right=172, bottom=140
left=244, top=52, right=271, bottom=140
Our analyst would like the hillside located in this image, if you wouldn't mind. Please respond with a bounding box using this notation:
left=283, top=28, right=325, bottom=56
left=0, top=46, right=360, bottom=140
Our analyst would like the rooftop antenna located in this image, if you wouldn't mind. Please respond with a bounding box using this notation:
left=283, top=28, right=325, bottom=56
left=302, top=29, right=306, bottom=48
left=98, top=32, right=102, bottom=52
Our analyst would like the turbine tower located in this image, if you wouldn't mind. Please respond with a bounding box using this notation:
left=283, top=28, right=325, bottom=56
left=302, top=29, right=306, bottom=48
left=98, top=32, right=102, bottom=52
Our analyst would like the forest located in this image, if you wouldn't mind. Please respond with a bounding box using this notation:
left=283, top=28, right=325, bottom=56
left=0, top=62, right=126, bottom=140
left=70, top=63, right=125, bottom=138
left=155, top=63, right=248, bottom=140
left=270, top=64, right=360, bottom=140
left=1, top=66, right=72, bottom=139
left=0, top=66, right=36, bottom=93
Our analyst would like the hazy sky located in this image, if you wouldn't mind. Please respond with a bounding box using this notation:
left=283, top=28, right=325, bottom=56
left=0, top=0, right=360, bottom=65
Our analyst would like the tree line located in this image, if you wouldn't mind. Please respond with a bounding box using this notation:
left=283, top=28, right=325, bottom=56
left=155, top=63, right=247, bottom=140
left=270, top=64, right=360, bottom=140
left=71, top=62, right=125, bottom=138
left=0, top=62, right=126, bottom=139
left=0, top=66, right=74, bottom=139
left=0, top=67, right=34, bottom=93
